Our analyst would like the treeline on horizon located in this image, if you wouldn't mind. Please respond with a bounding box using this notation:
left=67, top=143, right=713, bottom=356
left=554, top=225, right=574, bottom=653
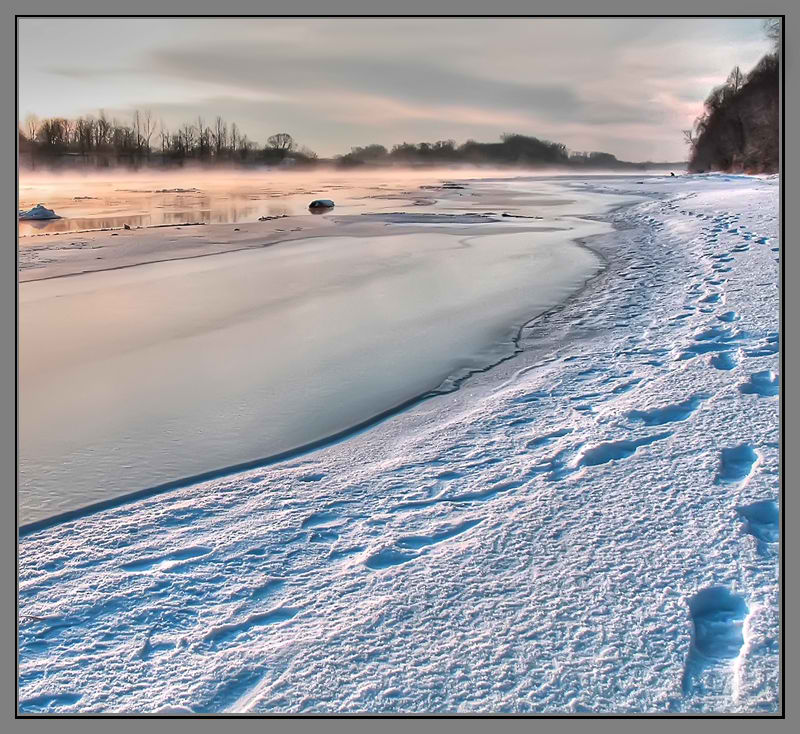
left=686, top=20, right=780, bottom=174
left=17, top=112, right=320, bottom=169
left=17, top=112, right=679, bottom=172
left=334, top=136, right=675, bottom=169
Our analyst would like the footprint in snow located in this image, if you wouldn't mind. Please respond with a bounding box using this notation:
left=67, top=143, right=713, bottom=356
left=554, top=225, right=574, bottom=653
left=739, top=371, right=779, bottom=397
left=364, top=519, right=483, bottom=570
left=627, top=395, right=708, bottom=426
left=736, top=500, right=779, bottom=545
left=682, top=587, right=749, bottom=695
left=578, top=432, right=672, bottom=467
left=716, top=444, right=759, bottom=485
left=709, top=352, right=738, bottom=371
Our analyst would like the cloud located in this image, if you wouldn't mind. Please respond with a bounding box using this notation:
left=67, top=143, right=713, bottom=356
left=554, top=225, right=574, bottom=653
left=149, top=44, right=586, bottom=120
left=39, top=66, right=136, bottom=79
left=19, top=18, right=774, bottom=161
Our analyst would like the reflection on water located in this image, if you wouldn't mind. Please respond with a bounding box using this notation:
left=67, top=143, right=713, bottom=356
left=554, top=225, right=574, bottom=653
left=16, top=175, right=434, bottom=235
left=21, top=219, right=55, bottom=231
left=18, top=191, right=351, bottom=234
left=17, top=169, right=599, bottom=236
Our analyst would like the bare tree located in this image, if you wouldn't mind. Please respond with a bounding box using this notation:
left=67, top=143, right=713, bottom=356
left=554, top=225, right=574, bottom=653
left=180, top=122, right=196, bottom=155
left=213, top=116, right=227, bottom=158
left=727, top=66, right=745, bottom=93
left=76, top=116, right=96, bottom=151
left=238, top=135, right=253, bottom=161
left=96, top=110, right=111, bottom=148
left=267, top=132, right=295, bottom=154
left=60, top=118, right=75, bottom=146
left=141, top=109, right=155, bottom=153
left=196, top=116, right=210, bottom=159
left=24, top=114, right=39, bottom=141
left=230, top=122, right=239, bottom=153
left=160, top=123, right=170, bottom=155
left=297, top=145, right=318, bottom=160
left=132, top=109, right=143, bottom=155
left=764, top=18, right=781, bottom=53
left=20, top=108, right=272, bottom=168
left=704, top=85, right=729, bottom=113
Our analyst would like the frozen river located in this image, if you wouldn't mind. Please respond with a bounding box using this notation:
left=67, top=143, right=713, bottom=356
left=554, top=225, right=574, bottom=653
left=19, top=202, right=609, bottom=526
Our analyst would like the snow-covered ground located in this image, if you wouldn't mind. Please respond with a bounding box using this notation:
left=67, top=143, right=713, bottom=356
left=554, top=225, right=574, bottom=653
left=17, top=174, right=780, bottom=714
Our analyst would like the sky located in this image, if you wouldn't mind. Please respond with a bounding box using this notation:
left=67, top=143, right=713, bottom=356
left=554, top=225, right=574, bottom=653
left=17, top=18, right=774, bottom=162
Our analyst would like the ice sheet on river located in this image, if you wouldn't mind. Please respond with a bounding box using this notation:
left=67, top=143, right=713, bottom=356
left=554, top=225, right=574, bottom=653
left=19, top=222, right=604, bottom=526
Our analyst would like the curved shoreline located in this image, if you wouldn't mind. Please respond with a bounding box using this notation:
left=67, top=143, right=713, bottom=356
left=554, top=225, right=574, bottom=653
left=18, top=176, right=649, bottom=535
left=18, top=214, right=620, bottom=537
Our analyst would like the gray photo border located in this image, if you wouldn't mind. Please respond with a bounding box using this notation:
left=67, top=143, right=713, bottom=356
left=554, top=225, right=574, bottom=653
left=2, top=1, right=795, bottom=733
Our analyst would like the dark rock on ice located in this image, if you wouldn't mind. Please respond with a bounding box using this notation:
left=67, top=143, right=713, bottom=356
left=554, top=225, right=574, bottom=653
left=309, top=199, right=335, bottom=210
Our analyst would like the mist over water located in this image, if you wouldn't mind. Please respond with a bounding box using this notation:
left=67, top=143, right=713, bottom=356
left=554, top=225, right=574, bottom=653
left=18, top=166, right=647, bottom=234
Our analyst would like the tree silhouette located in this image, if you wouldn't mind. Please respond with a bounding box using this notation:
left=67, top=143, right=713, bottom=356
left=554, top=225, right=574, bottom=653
left=727, top=66, right=744, bottom=93
left=267, top=133, right=295, bottom=153
left=687, top=52, right=778, bottom=173
left=764, top=18, right=781, bottom=53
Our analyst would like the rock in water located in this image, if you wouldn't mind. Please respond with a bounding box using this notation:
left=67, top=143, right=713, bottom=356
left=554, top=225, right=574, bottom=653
left=308, top=199, right=335, bottom=211
left=18, top=204, right=60, bottom=220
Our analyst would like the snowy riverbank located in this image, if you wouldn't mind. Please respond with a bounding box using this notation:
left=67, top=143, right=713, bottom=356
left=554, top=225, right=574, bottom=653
left=18, top=174, right=780, bottom=714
